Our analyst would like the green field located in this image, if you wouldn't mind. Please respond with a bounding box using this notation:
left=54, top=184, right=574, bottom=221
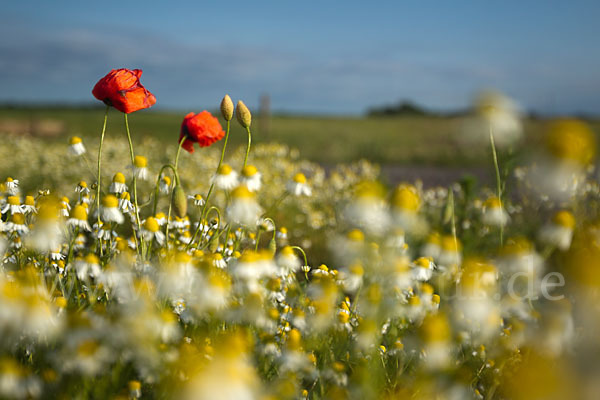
left=1, top=106, right=598, bottom=166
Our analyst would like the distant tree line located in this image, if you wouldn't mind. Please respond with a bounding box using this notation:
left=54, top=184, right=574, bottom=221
left=367, top=100, right=471, bottom=118
left=367, top=99, right=599, bottom=120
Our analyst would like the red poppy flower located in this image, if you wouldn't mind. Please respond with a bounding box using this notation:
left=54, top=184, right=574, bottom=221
left=92, top=68, right=156, bottom=114
left=179, top=111, right=226, bottom=153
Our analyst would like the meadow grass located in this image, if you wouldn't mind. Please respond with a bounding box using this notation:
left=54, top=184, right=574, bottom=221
left=4, top=106, right=596, bottom=166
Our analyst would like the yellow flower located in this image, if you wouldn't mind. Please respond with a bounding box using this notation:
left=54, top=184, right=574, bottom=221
left=134, top=155, right=147, bottom=168
left=545, top=119, right=596, bottom=165
left=553, top=210, right=575, bottom=229
left=391, top=185, right=420, bottom=212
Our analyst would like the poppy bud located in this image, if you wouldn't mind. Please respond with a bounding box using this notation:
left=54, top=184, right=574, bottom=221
left=236, top=100, right=252, bottom=128
left=209, top=238, right=219, bottom=253
left=172, top=185, right=187, bottom=218
left=221, top=94, right=234, bottom=121
left=268, top=238, right=277, bottom=256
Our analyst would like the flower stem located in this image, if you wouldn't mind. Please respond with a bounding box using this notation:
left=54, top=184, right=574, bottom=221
left=189, top=120, right=231, bottom=249
left=66, top=226, right=80, bottom=267
left=203, top=120, right=231, bottom=216
left=165, top=137, right=185, bottom=251
left=124, top=113, right=143, bottom=259
left=96, top=105, right=109, bottom=256
left=243, top=126, right=252, bottom=168
left=255, top=230, right=262, bottom=251
left=291, top=245, right=309, bottom=280
left=222, top=225, right=232, bottom=255
left=219, top=120, right=231, bottom=168
left=448, top=188, right=460, bottom=266
left=262, top=217, right=277, bottom=242
left=146, top=238, right=154, bottom=260
left=152, top=164, right=178, bottom=216
left=290, top=246, right=308, bottom=266
left=489, top=124, right=503, bottom=246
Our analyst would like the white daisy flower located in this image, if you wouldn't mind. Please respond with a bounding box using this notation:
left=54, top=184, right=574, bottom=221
left=155, top=212, right=167, bottom=226
left=341, top=263, right=364, bottom=293
left=76, top=181, right=90, bottom=195
left=189, top=194, right=205, bottom=207
left=127, top=236, right=137, bottom=249
left=101, top=195, right=124, bottom=224
left=344, top=182, right=389, bottom=235
left=22, top=196, right=37, bottom=214
left=132, top=155, right=149, bottom=180
left=159, top=175, right=172, bottom=194
left=59, top=201, right=70, bottom=217
left=437, top=235, right=462, bottom=269
left=118, top=192, right=134, bottom=214
left=240, top=165, right=262, bottom=192
left=385, top=229, right=406, bottom=251
left=421, top=232, right=441, bottom=259
left=69, top=136, right=86, bottom=156
left=412, top=257, right=435, bottom=281
left=212, top=164, right=239, bottom=190
left=257, top=217, right=275, bottom=232
left=27, top=211, right=63, bottom=252
left=192, top=220, right=210, bottom=235
left=74, top=254, right=101, bottom=281
left=286, top=172, right=312, bottom=196
left=391, top=185, right=422, bottom=234
left=311, top=264, right=331, bottom=277
left=276, top=246, right=301, bottom=277
left=109, top=172, right=127, bottom=194
left=212, top=253, right=227, bottom=269
left=538, top=210, right=575, bottom=251
left=50, top=249, right=65, bottom=261
left=482, top=196, right=509, bottom=227
left=67, top=205, right=92, bottom=232
left=181, top=216, right=191, bottom=229
left=230, top=250, right=277, bottom=292
left=226, top=186, right=263, bottom=226
left=2, top=196, right=23, bottom=214
left=74, top=233, right=86, bottom=251
left=128, top=381, right=142, bottom=399
left=6, top=213, right=29, bottom=235
left=169, top=216, right=188, bottom=230
left=4, top=177, right=19, bottom=195
left=473, top=91, right=523, bottom=148
left=277, top=227, right=288, bottom=240
left=94, top=221, right=115, bottom=241
left=140, top=217, right=165, bottom=246
left=0, top=358, right=41, bottom=399
left=179, top=231, right=192, bottom=245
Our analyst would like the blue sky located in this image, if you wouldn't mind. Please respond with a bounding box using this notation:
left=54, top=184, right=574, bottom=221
left=1, top=0, right=599, bottom=114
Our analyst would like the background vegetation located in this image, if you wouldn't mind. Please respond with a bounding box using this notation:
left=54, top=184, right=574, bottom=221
left=3, top=106, right=598, bottom=167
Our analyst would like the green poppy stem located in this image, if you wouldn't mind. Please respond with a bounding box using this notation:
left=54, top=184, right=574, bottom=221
left=188, top=120, right=231, bottom=249
left=96, top=105, right=109, bottom=256
left=124, top=113, right=143, bottom=259
left=165, top=137, right=186, bottom=250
